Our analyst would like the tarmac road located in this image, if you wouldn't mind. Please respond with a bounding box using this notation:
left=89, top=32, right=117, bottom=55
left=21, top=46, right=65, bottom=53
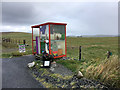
left=2, top=55, right=44, bottom=88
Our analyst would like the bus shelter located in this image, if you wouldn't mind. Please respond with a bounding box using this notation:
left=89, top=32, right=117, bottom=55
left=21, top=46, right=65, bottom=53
left=31, top=22, right=67, bottom=58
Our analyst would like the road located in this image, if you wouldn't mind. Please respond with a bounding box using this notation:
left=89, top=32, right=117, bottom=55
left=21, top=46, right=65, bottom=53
left=2, top=55, right=44, bottom=88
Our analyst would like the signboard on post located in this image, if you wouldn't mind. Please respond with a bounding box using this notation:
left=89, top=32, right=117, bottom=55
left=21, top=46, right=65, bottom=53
left=19, top=44, right=26, bottom=53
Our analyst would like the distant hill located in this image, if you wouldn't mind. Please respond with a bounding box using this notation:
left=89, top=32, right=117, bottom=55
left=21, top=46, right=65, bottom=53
left=1, top=32, right=118, bottom=37
left=68, top=35, right=118, bottom=37
left=1, top=32, right=31, bottom=34
left=83, top=35, right=118, bottom=37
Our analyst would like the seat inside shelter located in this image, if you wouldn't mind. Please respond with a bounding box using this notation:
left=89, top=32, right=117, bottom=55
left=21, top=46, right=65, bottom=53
left=31, top=22, right=67, bottom=58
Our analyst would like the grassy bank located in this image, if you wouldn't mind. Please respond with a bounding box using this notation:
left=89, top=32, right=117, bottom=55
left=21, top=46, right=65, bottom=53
left=85, top=55, right=119, bottom=88
left=56, top=55, right=119, bottom=88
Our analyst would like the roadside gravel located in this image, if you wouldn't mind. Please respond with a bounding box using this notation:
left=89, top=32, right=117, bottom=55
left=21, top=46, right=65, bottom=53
left=31, top=62, right=109, bottom=89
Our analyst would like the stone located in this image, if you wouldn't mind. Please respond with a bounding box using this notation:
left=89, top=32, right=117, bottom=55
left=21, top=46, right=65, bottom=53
left=45, top=78, right=49, bottom=82
left=62, top=57, right=68, bottom=60
left=25, top=44, right=29, bottom=46
left=51, top=63, right=57, bottom=68
left=74, top=58, right=77, bottom=60
left=76, top=71, right=83, bottom=79
left=41, top=65, right=43, bottom=67
left=67, top=57, right=70, bottom=59
left=51, top=61, right=56, bottom=64
left=9, top=56, right=12, bottom=58
left=34, top=71, right=38, bottom=75
left=51, top=61, right=57, bottom=68
left=28, top=61, right=35, bottom=68
left=50, top=67, right=55, bottom=72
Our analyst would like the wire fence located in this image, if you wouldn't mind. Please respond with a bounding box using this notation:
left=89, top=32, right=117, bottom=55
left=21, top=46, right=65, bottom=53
left=2, top=37, right=26, bottom=45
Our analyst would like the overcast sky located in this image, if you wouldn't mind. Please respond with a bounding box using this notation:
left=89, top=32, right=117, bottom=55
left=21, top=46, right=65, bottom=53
left=2, top=2, right=118, bottom=36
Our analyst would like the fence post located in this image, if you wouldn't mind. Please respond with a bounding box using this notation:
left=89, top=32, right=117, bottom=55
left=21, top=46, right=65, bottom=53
left=6, top=38, right=8, bottom=43
left=2, top=38, right=4, bottom=42
left=79, top=46, right=81, bottom=61
left=16, top=40, right=17, bottom=44
left=8, top=38, right=9, bottom=43
left=13, top=39, right=14, bottom=43
left=11, top=39, right=12, bottom=43
left=23, top=40, right=25, bottom=45
left=19, top=40, right=20, bottom=44
left=9, top=38, right=10, bottom=43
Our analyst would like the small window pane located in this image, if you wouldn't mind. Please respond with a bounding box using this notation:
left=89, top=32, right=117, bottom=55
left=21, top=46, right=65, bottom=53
left=40, top=25, right=49, bottom=53
left=33, top=28, right=39, bottom=40
left=50, top=24, right=65, bottom=56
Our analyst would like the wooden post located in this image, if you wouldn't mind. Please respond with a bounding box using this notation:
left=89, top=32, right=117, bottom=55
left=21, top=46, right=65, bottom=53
left=6, top=38, right=8, bottom=43
left=8, top=38, right=9, bottom=43
left=6, top=38, right=7, bottom=43
left=16, top=40, right=17, bottom=44
left=9, top=38, right=10, bottom=43
left=11, top=39, right=13, bottom=43
left=2, top=38, right=4, bottom=42
left=23, top=40, right=25, bottom=45
left=79, top=46, right=81, bottom=61
left=19, top=40, right=20, bottom=44
left=13, top=39, right=14, bottom=43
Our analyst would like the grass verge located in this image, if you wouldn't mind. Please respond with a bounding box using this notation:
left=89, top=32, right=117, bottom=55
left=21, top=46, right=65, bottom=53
left=56, top=55, right=119, bottom=88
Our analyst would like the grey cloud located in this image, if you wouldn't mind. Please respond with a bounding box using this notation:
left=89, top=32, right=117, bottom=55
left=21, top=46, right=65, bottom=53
left=2, top=2, right=36, bottom=25
left=2, top=2, right=118, bottom=35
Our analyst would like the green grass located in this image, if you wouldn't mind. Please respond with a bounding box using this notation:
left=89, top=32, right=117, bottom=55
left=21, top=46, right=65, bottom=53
left=66, top=37, right=118, bottom=60
left=56, top=60, right=81, bottom=72
left=2, top=32, right=32, bottom=58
